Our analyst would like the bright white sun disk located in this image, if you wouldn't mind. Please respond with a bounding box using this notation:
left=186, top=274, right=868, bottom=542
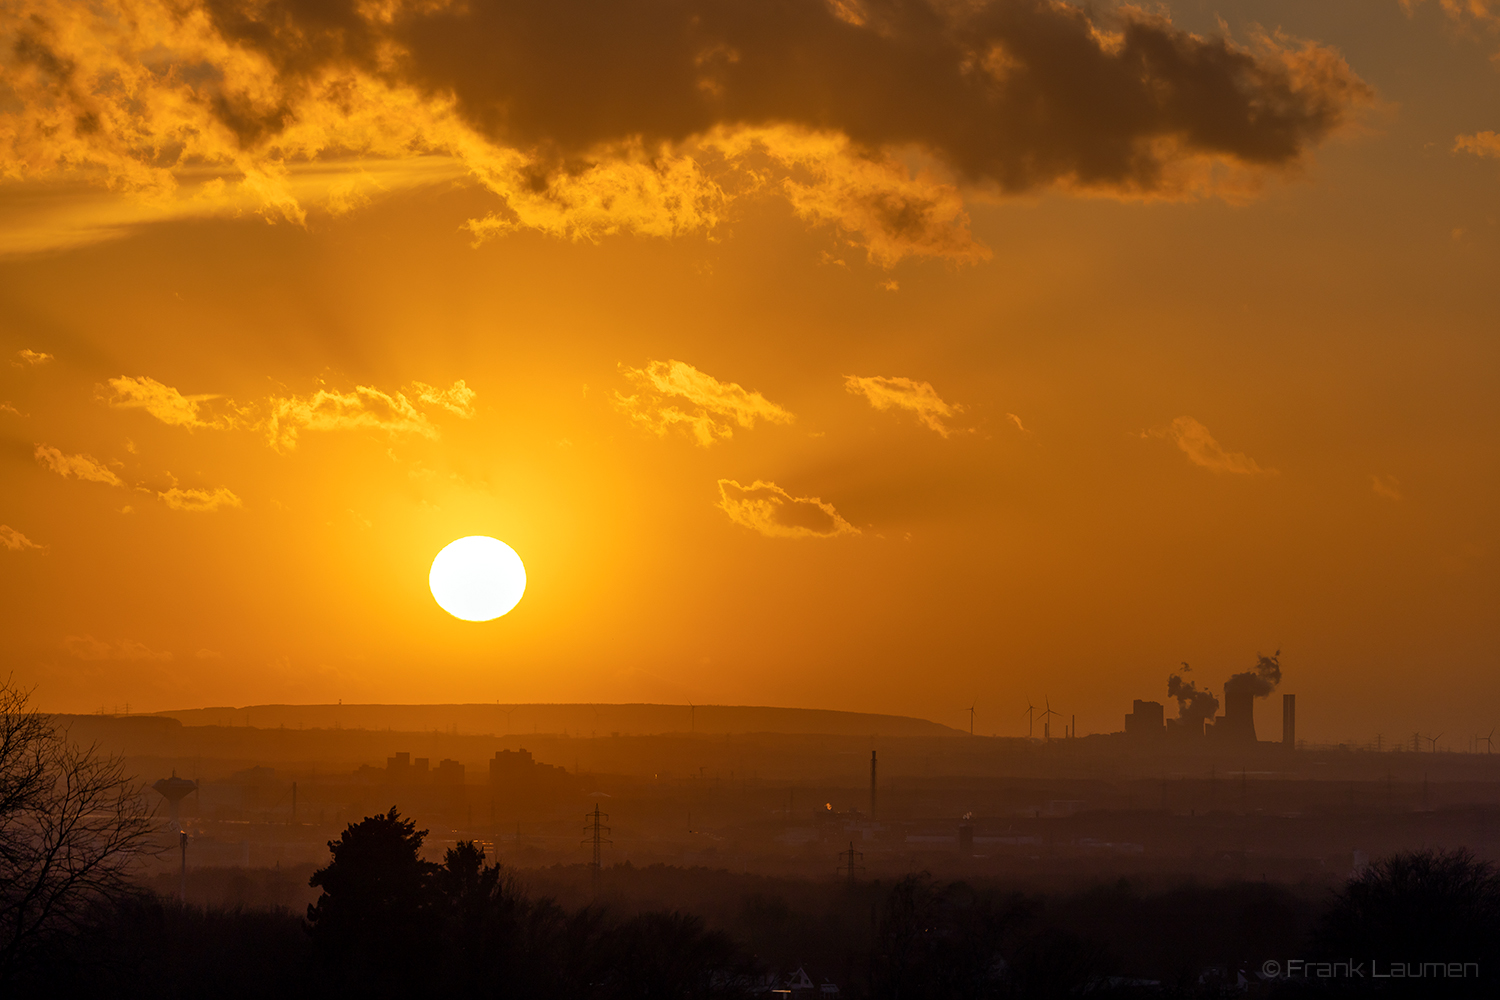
left=429, top=536, right=526, bottom=621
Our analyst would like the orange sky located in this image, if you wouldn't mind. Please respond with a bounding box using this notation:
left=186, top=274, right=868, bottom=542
left=2, top=0, right=1498, bottom=743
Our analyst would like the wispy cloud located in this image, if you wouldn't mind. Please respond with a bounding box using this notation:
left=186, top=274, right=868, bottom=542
left=13, top=349, right=52, bottom=366
left=34, top=444, right=124, bottom=486
left=716, top=479, right=859, bottom=539
left=104, top=375, right=243, bottom=430
left=618, top=360, right=793, bottom=447
left=1149, top=417, right=1275, bottom=475
left=158, top=486, right=243, bottom=512
left=1, top=525, right=44, bottom=551
left=62, top=635, right=173, bottom=662
left=1372, top=474, right=1402, bottom=501
left=844, top=375, right=964, bottom=436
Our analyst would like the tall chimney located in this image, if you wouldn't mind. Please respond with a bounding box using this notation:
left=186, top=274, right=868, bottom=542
left=870, top=750, right=878, bottom=822
left=1282, top=694, right=1296, bottom=750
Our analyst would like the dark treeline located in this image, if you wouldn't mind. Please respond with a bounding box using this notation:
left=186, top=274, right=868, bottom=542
left=10, top=809, right=1500, bottom=998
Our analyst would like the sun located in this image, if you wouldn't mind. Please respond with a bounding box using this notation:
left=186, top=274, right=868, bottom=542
left=429, top=536, right=527, bottom=621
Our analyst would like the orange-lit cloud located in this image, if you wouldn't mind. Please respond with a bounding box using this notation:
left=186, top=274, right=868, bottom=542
left=105, top=375, right=242, bottom=430
left=716, top=479, right=859, bottom=538
left=1404, top=0, right=1500, bottom=31
left=1372, top=474, right=1403, bottom=501
left=408, top=380, right=477, bottom=418
left=264, top=381, right=468, bottom=452
left=707, top=128, right=989, bottom=266
left=1, top=525, right=44, bottom=551
left=62, top=634, right=173, bottom=662
left=157, top=486, right=243, bottom=512
left=0, top=0, right=1368, bottom=255
left=1153, top=417, right=1275, bottom=475
left=845, top=375, right=964, bottom=436
left=33, top=444, right=124, bottom=486
left=1455, top=131, right=1500, bottom=158
left=102, top=374, right=468, bottom=447
left=13, top=348, right=52, bottom=366
left=618, top=360, right=793, bottom=447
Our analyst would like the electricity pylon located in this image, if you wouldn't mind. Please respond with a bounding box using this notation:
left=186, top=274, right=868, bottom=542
left=837, top=840, right=865, bottom=884
left=582, top=804, right=612, bottom=896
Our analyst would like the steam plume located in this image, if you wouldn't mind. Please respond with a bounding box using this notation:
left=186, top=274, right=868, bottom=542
left=1167, top=662, right=1218, bottom=726
left=1224, top=650, right=1282, bottom=698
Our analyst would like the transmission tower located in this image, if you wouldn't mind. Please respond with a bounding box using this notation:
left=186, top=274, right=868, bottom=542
left=837, top=840, right=865, bottom=884
left=582, top=803, right=612, bottom=896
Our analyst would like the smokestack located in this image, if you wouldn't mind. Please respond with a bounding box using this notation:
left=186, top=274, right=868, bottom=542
left=870, top=750, right=877, bottom=821
left=1282, top=694, right=1296, bottom=750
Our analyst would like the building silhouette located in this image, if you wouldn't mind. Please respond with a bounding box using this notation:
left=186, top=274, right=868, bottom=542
left=1125, top=700, right=1165, bottom=737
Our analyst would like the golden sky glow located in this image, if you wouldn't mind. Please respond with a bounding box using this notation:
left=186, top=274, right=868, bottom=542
left=1, top=0, right=1498, bottom=741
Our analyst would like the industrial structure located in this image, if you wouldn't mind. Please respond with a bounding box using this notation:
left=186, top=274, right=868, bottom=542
left=1123, top=682, right=1297, bottom=747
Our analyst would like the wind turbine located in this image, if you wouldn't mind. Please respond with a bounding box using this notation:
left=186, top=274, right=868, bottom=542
left=1484, top=729, right=1496, bottom=755
left=1040, top=698, right=1062, bottom=741
left=1425, top=733, right=1443, bottom=753
left=1021, top=699, right=1035, bottom=739
left=967, top=700, right=977, bottom=736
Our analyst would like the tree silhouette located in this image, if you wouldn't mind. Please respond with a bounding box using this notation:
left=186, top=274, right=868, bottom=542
left=872, top=873, right=1046, bottom=1000
left=602, top=910, right=750, bottom=1000
left=306, top=807, right=437, bottom=987
left=1313, top=848, right=1500, bottom=976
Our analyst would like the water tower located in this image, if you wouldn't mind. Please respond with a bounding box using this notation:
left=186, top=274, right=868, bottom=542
left=152, top=773, right=197, bottom=901
left=152, top=773, right=197, bottom=832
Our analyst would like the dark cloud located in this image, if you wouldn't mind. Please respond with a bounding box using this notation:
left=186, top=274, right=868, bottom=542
left=200, top=0, right=1369, bottom=194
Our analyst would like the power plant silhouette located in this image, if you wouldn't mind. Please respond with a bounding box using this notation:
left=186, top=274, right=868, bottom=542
left=1124, top=653, right=1295, bottom=747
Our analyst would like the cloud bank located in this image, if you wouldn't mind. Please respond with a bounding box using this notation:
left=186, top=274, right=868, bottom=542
left=618, top=360, right=793, bottom=446
left=0, top=0, right=1369, bottom=258
left=717, top=478, right=858, bottom=538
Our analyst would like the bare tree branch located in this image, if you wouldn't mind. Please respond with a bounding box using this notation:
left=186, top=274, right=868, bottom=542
left=0, top=680, right=158, bottom=978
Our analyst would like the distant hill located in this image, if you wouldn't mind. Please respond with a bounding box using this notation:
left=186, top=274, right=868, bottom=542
left=151, top=703, right=964, bottom=738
